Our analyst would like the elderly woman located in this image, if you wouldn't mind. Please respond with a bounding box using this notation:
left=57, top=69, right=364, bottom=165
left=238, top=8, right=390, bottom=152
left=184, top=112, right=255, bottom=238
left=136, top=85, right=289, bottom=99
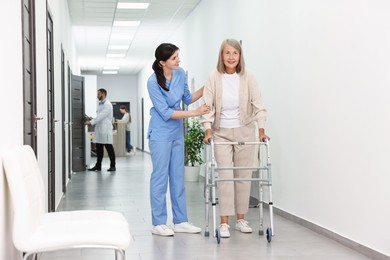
left=201, top=39, right=270, bottom=238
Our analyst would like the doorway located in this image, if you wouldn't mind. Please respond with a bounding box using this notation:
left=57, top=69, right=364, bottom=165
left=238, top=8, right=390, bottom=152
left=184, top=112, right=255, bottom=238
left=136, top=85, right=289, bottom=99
left=47, top=9, right=55, bottom=212
left=70, top=74, right=86, bottom=173
left=61, top=46, right=67, bottom=193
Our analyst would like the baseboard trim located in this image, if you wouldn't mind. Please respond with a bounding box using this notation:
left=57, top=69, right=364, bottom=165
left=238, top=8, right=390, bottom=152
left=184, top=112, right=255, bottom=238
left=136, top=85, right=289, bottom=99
left=201, top=180, right=388, bottom=259
left=272, top=206, right=389, bottom=260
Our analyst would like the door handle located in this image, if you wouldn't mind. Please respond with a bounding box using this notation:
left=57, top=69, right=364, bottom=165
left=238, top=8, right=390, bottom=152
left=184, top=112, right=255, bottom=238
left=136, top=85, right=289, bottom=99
left=34, top=115, right=44, bottom=121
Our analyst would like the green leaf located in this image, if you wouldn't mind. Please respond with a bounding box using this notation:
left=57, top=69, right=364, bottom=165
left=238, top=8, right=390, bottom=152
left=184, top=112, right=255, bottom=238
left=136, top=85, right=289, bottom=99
left=184, top=119, right=205, bottom=166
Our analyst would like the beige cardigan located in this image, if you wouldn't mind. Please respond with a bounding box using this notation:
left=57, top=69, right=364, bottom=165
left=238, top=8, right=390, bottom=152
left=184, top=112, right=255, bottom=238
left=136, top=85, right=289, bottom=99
left=200, top=70, right=267, bottom=131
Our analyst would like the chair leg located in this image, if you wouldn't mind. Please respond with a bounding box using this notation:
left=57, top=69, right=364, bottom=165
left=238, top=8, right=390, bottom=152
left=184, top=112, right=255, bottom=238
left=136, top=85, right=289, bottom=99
left=23, top=252, right=37, bottom=260
left=115, top=249, right=126, bottom=260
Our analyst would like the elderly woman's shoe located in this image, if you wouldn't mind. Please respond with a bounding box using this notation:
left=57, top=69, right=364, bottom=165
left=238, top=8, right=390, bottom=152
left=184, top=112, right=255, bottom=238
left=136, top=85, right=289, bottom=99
left=219, top=223, right=230, bottom=238
left=235, top=219, right=252, bottom=233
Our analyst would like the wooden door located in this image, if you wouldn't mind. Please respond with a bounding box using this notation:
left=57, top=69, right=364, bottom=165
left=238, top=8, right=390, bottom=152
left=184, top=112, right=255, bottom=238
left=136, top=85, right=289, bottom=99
left=70, top=74, right=86, bottom=172
left=22, top=0, right=38, bottom=152
left=47, top=10, right=55, bottom=212
left=61, top=47, right=67, bottom=193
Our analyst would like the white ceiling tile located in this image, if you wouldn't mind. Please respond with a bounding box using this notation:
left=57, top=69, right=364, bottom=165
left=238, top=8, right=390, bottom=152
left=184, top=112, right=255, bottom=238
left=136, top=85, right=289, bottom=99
left=67, top=0, right=201, bottom=74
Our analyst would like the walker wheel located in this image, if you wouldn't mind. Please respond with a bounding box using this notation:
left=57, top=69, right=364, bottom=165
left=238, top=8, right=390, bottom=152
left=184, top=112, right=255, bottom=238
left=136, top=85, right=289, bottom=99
left=216, top=229, right=221, bottom=244
left=259, top=230, right=264, bottom=236
left=204, top=231, right=210, bottom=237
left=266, top=227, right=272, bottom=242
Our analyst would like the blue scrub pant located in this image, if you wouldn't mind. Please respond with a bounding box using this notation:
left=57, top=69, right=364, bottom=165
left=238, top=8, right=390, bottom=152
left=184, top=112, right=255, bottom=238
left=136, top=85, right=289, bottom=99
left=149, top=139, right=188, bottom=225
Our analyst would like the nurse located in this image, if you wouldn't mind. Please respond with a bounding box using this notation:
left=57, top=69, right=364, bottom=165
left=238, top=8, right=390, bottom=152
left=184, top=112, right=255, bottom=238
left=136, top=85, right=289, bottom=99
left=147, top=43, right=210, bottom=236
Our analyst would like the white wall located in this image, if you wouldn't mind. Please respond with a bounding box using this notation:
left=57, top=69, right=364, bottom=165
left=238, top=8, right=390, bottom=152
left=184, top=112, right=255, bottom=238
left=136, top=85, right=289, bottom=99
left=83, top=75, right=98, bottom=118
left=0, top=1, right=24, bottom=259
left=1, top=0, right=79, bottom=258
left=34, top=0, right=50, bottom=211
left=138, top=0, right=390, bottom=256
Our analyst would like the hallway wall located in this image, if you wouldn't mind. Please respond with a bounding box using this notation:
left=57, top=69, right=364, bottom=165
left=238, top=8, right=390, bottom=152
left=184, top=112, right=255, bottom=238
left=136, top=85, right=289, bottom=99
left=139, top=0, right=390, bottom=257
left=0, top=2, right=24, bottom=259
left=1, top=0, right=79, bottom=258
left=47, top=0, right=79, bottom=209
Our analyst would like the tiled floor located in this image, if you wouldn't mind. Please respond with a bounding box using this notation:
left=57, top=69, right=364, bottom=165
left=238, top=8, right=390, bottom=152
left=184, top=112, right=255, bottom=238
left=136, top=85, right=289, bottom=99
left=43, top=151, right=371, bottom=260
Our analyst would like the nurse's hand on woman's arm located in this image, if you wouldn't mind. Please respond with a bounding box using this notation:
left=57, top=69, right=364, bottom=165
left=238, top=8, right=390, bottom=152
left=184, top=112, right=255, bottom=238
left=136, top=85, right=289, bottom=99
left=195, top=103, right=210, bottom=115
left=191, top=86, right=205, bottom=103
left=170, top=104, right=210, bottom=119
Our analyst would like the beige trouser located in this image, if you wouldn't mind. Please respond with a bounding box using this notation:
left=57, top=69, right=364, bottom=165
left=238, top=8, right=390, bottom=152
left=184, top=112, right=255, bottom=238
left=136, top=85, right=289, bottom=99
left=213, top=123, right=256, bottom=216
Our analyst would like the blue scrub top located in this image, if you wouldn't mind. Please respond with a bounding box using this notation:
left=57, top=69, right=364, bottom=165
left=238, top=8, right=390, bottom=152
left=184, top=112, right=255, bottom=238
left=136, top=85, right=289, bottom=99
left=147, top=67, right=192, bottom=141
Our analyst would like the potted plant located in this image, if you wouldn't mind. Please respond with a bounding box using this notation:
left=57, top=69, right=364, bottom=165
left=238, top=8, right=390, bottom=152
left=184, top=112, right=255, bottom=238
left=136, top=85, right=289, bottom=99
left=84, top=114, right=95, bottom=132
left=184, top=118, right=205, bottom=182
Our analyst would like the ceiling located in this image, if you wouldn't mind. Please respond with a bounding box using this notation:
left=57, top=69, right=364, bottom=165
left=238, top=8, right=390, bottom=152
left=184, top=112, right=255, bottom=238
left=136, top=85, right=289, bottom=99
left=67, top=0, right=201, bottom=75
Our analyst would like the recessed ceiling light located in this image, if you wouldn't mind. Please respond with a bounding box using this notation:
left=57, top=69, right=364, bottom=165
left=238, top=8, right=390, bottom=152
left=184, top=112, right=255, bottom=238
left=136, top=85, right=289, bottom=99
left=106, top=53, right=126, bottom=58
left=117, top=3, right=149, bottom=9
left=104, top=66, right=120, bottom=70
left=102, top=71, right=118, bottom=74
left=108, top=45, right=129, bottom=50
left=113, top=21, right=141, bottom=27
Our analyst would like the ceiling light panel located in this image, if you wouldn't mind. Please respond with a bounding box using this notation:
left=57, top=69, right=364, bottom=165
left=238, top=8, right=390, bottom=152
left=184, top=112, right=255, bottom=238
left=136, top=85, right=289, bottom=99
left=102, top=71, right=118, bottom=74
left=111, top=26, right=138, bottom=35
left=117, top=3, right=150, bottom=9
left=108, top=45, right=129, bottom=50
left=104, top=66, right=120, bottom=70
left=113, top=21, right=141, bottom=27
left=106, top=53, right=126, bottom=58
left=110, top=34, right=134, bottom=40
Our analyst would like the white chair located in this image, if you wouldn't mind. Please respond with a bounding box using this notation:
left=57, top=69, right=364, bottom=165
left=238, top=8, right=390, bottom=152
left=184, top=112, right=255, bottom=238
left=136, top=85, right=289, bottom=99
left=2, top=145, right=131, bottom=260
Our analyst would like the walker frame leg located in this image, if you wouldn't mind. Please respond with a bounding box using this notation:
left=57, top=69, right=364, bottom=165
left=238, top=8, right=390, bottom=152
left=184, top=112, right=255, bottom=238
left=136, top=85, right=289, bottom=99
left=203, top=140, right=274, bottom=243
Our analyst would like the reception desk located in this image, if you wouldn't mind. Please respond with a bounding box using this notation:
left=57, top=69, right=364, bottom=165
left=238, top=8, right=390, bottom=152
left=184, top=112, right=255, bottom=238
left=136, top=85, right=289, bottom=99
left=108, top=123, right=126, bottom=157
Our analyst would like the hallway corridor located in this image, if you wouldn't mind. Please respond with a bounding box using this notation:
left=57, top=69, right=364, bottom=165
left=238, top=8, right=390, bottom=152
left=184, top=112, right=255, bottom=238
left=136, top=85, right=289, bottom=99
left=45, top=152, right=371, bottom=260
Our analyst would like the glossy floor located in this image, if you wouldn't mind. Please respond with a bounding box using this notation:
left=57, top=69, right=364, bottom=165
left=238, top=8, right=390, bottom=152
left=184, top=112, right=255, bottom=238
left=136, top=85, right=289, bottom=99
left=43, top=151, right=371, bottom=260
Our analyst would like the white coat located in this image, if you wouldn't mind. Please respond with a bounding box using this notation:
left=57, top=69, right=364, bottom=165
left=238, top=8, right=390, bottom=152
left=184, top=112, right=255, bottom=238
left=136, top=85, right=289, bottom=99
left=90, top=99, right=113, bottom=144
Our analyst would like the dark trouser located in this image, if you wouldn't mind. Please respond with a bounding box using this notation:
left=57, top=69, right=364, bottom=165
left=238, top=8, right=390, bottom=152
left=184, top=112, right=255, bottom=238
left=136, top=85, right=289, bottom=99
left=126, top=130, right=133, bottom=152
left=95, top=143, right=116, bottom=168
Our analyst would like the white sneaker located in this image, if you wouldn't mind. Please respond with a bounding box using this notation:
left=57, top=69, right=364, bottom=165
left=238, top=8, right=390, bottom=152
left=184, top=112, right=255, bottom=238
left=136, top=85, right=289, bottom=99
left=219, top=223, right=230, bottom=238
left=235, top=219, right=253, bottom=233
left=173, top=222, right=201, bottom=233
left=126, top=152, right=131, bottom=156
left=151, top=225, right=174, bottom=236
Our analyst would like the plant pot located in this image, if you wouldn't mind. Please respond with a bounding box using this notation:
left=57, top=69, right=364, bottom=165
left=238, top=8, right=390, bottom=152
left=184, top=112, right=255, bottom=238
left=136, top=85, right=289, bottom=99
left=184, top=166, right=200, bottom=182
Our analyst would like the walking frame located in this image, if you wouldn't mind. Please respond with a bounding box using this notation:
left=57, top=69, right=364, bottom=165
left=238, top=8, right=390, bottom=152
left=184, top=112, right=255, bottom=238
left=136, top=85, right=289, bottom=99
left=204, top=139, right=274, bottom=244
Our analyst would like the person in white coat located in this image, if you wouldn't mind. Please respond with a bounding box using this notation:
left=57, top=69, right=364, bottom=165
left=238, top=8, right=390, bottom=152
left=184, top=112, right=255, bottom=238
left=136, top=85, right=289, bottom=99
left=85, top=88, right=116, bottom=171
